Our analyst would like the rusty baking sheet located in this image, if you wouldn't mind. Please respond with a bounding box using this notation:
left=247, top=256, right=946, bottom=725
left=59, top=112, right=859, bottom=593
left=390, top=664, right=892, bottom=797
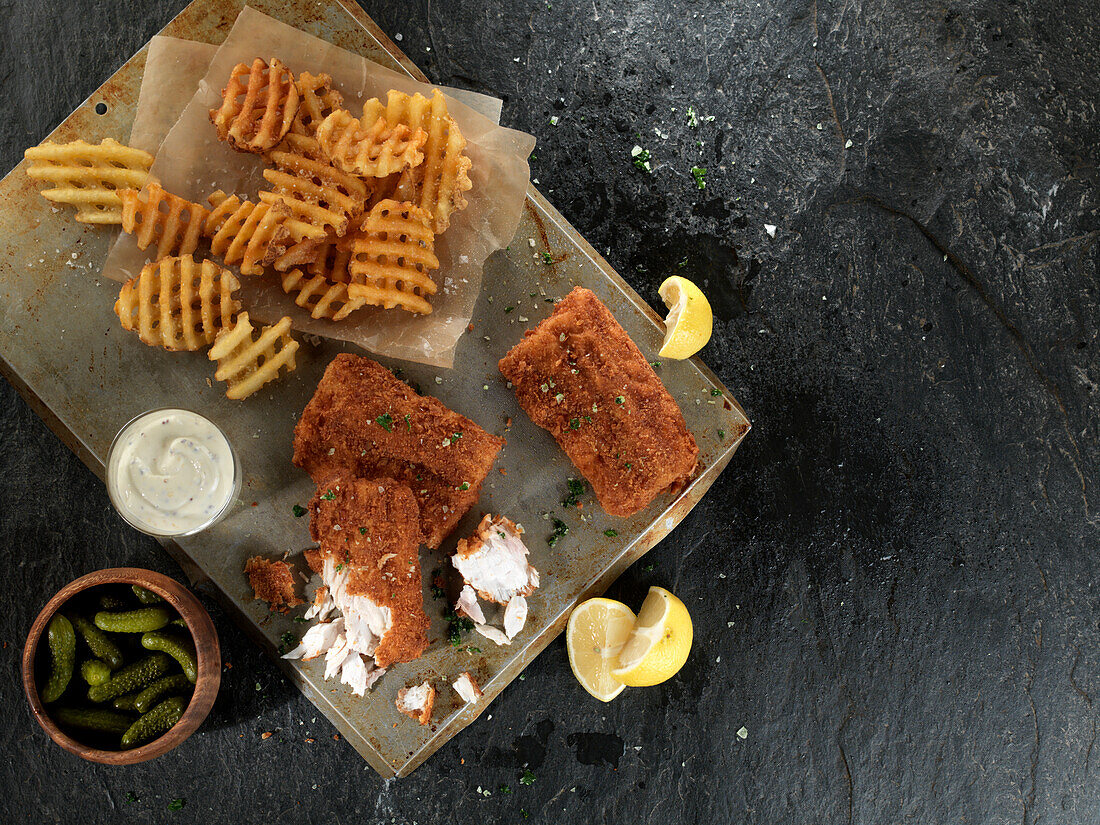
left=0, top=0, right=750, bottom=777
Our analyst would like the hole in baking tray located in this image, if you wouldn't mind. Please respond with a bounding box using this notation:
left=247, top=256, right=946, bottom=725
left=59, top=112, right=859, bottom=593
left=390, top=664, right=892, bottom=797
left=95, top=102, right=108, bottom=115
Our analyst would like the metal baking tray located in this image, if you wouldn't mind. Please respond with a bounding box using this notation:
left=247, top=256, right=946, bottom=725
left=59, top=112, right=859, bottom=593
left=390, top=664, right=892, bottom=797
left=0, top=0, right=750, bottom=776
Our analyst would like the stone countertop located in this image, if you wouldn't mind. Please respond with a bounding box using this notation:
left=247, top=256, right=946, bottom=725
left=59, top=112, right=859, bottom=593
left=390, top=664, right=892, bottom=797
left=1, top=0, right=1098, bottom=822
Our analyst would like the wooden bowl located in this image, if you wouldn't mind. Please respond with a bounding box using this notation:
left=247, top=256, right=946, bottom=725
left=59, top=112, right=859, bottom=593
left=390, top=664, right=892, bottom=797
left=22, top=568, right=221, bottom=764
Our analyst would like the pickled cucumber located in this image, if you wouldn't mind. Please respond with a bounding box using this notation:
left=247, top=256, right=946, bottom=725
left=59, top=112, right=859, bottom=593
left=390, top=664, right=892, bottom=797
left=141, top=631, right=197, bottom=683
left=120, top=696, right=187, bottom=749
left=132, top=585, right=163, bottom=605
left=113, top=693, right=141, bottom=712
left=41, top=614, right=76, bottom=703
left=133, top=674, right=192, bottom=714
left=93, top=607, right=170, bottom=634
left=71, top=615, right=124, bottom=669
left=52, top=706, right=133, bottom=736
left=97, top=594, right=129, bottom=611
left=80, top=659, right=112, bottom=687
left=87, top=653, right=171, bottom=703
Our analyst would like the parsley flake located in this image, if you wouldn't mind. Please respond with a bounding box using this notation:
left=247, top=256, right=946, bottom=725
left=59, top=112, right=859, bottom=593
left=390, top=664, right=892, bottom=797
left=710, top=388, right=722, bottom=396
left=168, top=799, right=185, bottom=812
left=292, top=504, right=307, bottom=518
left=631, top=145, right=652, bottom=172
left=562, top=478, right=586, bottom=507
left=125, top=792, right=138, bottom=805
left=460, top=482, right=471, bottom=491
left=615, top=395, right=625, bottom=404
left=520, top=769, right=537, bottom=786
left=541, top=251, right=553, bottom=265
left=320, top=489, right=336, bottom=501
left=375, top=413, right=394, bottom=432
left=691, top=165, right=707, bottom=189
left=548, top=517, right=569, bottom=546
left=359, top=526, right=367, bottom=535
left=718, top=429, right=726, bottom=440
left=604, top=529, right=619, bottom=537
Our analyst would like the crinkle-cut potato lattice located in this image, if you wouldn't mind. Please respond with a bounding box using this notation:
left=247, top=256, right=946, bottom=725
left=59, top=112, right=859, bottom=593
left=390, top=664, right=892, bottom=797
left=289, top=72, right=343, bottom=138
left=211, top=57, right=299, bottom=153
left=260, top=132, right=368, bottom=242
left=346, top=199, right=439, bottom=315
left=281, top=268, right=369, bottom=321
left=120, top=182, right=209, bottom=261
left=209, top=312, right=299, bottom=400
left=24, top=138, right=153, bottom=224
left=369, top=90, right=473, bottom=234
left=205, top=190, right=289, bottom=275
left=316, top=106, right=426, bottom=178
left=114, top=256, right=241, bottom=352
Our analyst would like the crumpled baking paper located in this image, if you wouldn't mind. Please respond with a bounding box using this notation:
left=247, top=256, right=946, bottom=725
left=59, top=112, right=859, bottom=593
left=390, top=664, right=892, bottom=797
left=104, top=6, right=535, bottom=368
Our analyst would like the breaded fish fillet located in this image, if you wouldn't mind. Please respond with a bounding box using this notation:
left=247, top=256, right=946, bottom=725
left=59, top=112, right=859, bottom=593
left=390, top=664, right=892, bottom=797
left=499, top=287, right=698, bottom=517
left=307, top=474, right=430, bottom=669
left=293, top=354, right=505, bottom=548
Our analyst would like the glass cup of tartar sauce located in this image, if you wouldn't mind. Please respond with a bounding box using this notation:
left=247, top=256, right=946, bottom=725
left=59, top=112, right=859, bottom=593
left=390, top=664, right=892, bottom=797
left=106, top=409, right=241, bottom=538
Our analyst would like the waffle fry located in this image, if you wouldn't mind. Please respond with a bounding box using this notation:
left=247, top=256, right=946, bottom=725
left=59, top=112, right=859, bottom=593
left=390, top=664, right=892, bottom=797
left=210, top=58, right=299, bottom=153
left=259, top=132, right=368, bottom=242
left=204, top=190, right=289, bottom=275
left=209, top=312, right=299, bottom=400
left=368, top=90, right=473, bottom=233
left=24, top=138, right=153, bottom=224
left=316, top=107, right=426, bottom=178
left=114, top=256, right=241, bottom=352
left=346, top=199, right=439, bottom=315
left=290, top=72, right=343, bottom=138
left=120, top=182, right=210, bottom=261
left=280, top=268, right=369, bottom=321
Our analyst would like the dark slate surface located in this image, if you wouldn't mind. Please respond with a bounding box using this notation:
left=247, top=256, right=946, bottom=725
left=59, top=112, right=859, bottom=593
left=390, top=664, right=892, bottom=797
left=2, top=0, right=1098, bottom=822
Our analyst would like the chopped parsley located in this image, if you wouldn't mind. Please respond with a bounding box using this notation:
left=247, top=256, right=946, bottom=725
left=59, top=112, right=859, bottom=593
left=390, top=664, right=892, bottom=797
left=604, top=529, right=618, bottom=538
left=687, top=105, right=698, bottom=128
left=624, top=462, right=633, bottom=470
left=293, top=616, right=309, bottom=623
left=359, top=526, right=367, bottom=535
left=717, top=429, right=726, bottom=440
left=499, top=784, right=512, bottom=795
left=676, top=256, right=688, bottom=268
left=569, top=417, right=581, bottom=430
left=643, top=563, right=655, bottom=572
left=278, top=632, right=298, bottom=655
left=125, top=792, right=138, bottom=805
left=711, top=388, right=722, bottom=396
left=464, top=646, right=482, bottom=654
left=631, top=145, right=652, bottom=172
left=452, top=431, right=464, bottom=441
left=320, top=489, right=335, bottom=501
left=520, top=769, right=537, bottom=786
left=691, top=165, right=707, bottom=189
left=615, top=395, right=625, bottom=404
left=430, top=569, right=446, bottom=600
left=404, top=413, right=411, bottom=432
left=168, top=799, right=185, bottom=812
left=505, top=306, right=514, bottom=313
left=334, top=563, right=343, bottom=572
left=650, top=360, right=662, bottom=368
left=459, top=482, right=470, bottom=491
left=548, top=517, right=569, bottom=546
left=292, top=504, right=307, bottom=518
left=562, top=478, right=586, bottom=507
left=541, top=251, right=553, bottom=264
left=444, top=607, right=475, bottom=645
left=375, top=413, right=394, bottom=432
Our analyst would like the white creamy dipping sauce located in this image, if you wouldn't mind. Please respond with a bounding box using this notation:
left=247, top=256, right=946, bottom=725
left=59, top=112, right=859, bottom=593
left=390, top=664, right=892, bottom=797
left=107, top=409, right=237, bottom=536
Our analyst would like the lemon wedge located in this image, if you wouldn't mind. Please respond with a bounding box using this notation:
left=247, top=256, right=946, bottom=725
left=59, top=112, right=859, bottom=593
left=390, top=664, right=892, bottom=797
left=611, top=586, right=693, bottom=687
left=657, top=275, right=713, bottom=359
left=566, top=598, right=637, bottom=702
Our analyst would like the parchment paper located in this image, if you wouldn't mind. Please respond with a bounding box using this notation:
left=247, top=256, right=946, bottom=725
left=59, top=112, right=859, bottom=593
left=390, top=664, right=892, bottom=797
left=104, top=6, right=535, bottom=368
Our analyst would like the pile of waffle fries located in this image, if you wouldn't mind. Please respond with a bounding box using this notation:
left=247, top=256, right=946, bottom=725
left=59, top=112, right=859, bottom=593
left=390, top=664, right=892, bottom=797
left=23, top=58, right=473, bottom=399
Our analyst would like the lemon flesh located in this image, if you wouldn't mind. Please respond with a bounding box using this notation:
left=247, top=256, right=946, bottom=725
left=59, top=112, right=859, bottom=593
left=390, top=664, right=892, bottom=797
left=657, top=276, right=713, bottom=360
left=611, top=586, right=693, bottom=687
left=566, top=598, right=636, bottom=702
